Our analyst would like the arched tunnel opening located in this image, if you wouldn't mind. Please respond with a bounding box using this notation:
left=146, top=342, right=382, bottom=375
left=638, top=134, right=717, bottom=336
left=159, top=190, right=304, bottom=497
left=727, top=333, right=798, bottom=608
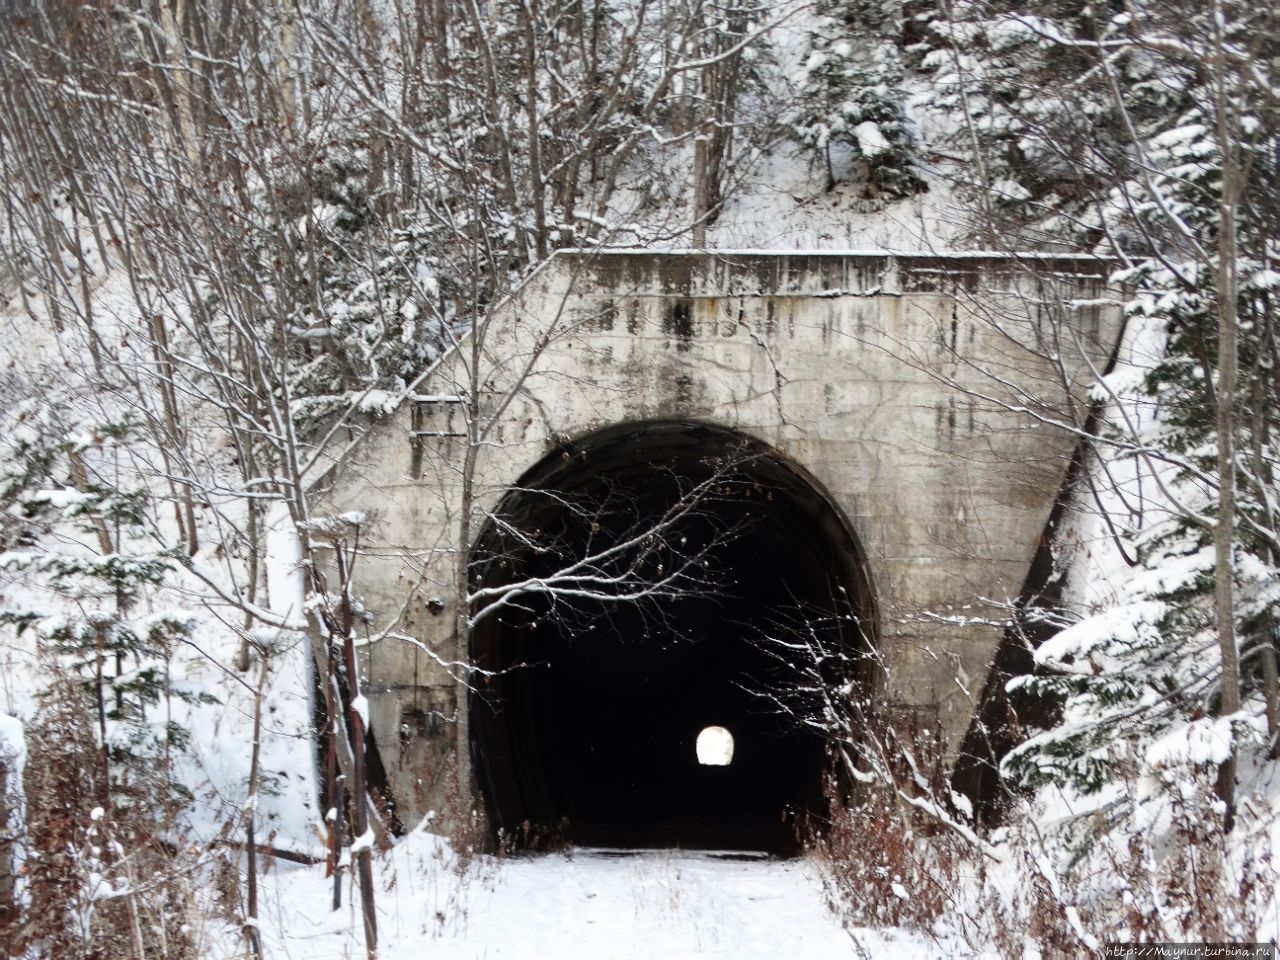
left=469, top=422, right=876, bottom=854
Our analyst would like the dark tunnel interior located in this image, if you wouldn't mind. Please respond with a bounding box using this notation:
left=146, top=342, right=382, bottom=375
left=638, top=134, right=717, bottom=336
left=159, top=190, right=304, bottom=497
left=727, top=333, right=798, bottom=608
left=469, top=422, right=876, bottom=855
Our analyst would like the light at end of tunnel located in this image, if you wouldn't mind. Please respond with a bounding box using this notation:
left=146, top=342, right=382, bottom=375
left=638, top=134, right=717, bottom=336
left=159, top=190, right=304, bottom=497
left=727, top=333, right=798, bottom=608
left=696, top=725, right=734, bottom=766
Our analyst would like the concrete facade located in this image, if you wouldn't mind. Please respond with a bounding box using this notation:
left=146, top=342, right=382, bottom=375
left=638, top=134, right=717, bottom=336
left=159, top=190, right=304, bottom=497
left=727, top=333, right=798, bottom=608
left=312, top=250, right=1124, bottom=822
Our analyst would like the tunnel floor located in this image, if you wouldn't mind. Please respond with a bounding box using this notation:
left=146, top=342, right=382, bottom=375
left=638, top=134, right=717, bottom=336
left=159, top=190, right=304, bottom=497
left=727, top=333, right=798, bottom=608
left=470, top=422, right=873, bottom=855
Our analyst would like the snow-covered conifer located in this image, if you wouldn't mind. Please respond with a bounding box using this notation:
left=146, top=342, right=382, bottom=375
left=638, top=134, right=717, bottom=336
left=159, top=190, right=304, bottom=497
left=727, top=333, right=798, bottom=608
left=793, top=0, right=925, bottom=199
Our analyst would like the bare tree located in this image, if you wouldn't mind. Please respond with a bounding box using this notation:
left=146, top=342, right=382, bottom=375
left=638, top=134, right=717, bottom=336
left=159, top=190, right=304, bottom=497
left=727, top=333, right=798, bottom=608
left=0, top=4, right=808, bottom=948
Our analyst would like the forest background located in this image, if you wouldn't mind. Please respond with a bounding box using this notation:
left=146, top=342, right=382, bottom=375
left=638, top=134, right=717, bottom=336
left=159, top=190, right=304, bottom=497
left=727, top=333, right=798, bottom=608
left=0, top=1, right=1276, bottom=957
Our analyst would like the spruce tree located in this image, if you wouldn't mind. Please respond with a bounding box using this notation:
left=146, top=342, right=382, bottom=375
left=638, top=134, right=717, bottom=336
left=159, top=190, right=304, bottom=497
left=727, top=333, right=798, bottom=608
left=0, top=417, right=213, bottom=810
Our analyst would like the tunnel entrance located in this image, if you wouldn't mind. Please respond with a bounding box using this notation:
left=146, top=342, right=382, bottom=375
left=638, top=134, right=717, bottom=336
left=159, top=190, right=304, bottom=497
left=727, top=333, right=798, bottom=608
left=469, top=422, right=876, bottom=854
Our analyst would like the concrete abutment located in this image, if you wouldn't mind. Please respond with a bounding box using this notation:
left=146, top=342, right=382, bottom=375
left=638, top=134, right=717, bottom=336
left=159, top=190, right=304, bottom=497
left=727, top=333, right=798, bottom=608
left=312, top=250, right=1124, bottom=849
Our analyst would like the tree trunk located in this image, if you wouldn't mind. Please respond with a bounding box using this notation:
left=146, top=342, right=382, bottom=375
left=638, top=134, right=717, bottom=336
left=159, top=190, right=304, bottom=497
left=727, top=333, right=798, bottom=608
left=337, top=548, right=378, bottom=959
left=1210, top=5, right=1241, bottom=829
left=244, top=653, right=269, bottom=960
left=149, top=313, right=199, bottom=556
left=692, top=135, right=708, bottom=248
left=0, top=758, right=12, bottom=928
left=523, top=0, right=548, bottom=260
left=157, top=0, right=201, bottom=171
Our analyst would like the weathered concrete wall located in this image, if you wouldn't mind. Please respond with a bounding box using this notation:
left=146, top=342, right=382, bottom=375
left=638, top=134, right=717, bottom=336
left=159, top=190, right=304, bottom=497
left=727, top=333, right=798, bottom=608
left=312, top=250, right=1123, bottom=821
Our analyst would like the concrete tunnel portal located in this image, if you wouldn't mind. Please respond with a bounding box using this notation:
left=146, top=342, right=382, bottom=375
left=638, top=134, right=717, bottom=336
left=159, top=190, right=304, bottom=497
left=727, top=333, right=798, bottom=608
left=469, top=422, right=877, bottom=854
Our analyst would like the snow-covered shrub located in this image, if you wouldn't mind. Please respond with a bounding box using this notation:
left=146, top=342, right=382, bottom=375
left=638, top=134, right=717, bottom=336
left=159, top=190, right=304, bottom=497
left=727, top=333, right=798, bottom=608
left=972, top=757, right=1275, bottom=955
left=916, top=1, right=1148, bottom=244
left=0, top=396, right=68, bottom=552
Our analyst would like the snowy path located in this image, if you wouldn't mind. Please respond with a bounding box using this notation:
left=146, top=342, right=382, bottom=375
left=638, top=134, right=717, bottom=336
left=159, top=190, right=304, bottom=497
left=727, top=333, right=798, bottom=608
left=250, top=840, right=946, bottom=960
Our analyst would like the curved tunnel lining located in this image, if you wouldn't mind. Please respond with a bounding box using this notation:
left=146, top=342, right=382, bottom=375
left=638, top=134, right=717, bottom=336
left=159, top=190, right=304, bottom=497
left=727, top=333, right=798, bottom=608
left=469, top=421, right=877, bottom=853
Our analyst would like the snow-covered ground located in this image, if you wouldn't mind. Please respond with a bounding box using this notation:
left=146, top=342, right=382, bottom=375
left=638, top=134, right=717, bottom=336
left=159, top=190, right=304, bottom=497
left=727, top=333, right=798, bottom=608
left=705, top=143, right=968, bottom=252
left=246, top=838, right=946, bottom=960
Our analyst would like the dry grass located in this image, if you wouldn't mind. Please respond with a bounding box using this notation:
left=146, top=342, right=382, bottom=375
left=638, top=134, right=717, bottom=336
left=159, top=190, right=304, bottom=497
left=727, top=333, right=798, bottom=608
left=811, top=721, right=976, bottom=936
left=7, top=674, right=208, bottom=960
left=811, top=718, right=1277, bottom=957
